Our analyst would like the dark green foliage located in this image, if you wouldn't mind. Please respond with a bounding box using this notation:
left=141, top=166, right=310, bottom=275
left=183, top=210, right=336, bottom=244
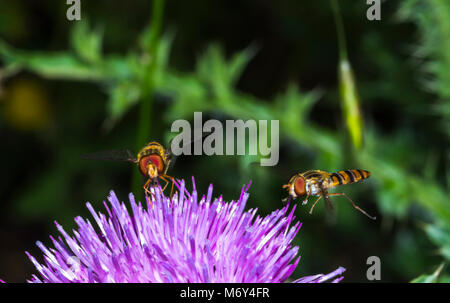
left=0, top=0, right=448, bottom=282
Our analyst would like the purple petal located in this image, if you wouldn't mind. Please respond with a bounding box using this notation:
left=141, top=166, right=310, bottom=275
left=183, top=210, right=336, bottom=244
left=24, top=179, right=345, bottom=283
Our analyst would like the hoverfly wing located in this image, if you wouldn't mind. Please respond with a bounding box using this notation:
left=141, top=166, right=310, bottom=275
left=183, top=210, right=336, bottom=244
left=324, top=196, right=337, bottom=225
left=323, top=194, right=335, bottom=213
left=319, top=186, right=336, bottom=224
left=81, top=149, right=138, bottom=163
left=165, top=130, right=213, bottom=169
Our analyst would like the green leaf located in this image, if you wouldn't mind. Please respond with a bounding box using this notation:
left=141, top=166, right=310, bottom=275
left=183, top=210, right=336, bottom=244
left=196, top=44, right=256, bottom=98
left=227, top=44, right=258, bottom=87
left=106, top=81, right=141, bottom=125
left=70, top=20, right=103, bottom=64
left=274, top=84, right=322, bottom=126
left=411, top=263, right=445, bottom=283
left=153, top=31, right=175, bottom=86
left=0, top=40, right=103, bottom=81
left=398, top=0, right=450, bottom=139
left=424, top=223, right=450, bottom=260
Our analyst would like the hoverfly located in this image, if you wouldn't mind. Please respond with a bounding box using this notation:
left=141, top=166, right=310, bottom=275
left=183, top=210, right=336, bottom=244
left=82, top=141, right=174, bottom=197
left=282, top=169, right=376, bottom=220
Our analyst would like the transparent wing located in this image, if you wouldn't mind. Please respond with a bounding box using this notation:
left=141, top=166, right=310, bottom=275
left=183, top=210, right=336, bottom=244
left=165, top=131, right=212, bottom=169
left=323, top=193, right=335, bottom=213
left=319, top=185, right=336, bottom=224
left=81, top=149, right=137, bottom=163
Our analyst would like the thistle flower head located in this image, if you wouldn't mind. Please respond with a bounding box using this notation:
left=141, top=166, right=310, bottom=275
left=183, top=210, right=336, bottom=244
left=26, top=179, right=345, bottom=283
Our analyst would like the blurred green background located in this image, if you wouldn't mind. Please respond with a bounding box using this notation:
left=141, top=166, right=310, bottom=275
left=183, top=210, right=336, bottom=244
left=0, top=0, right=449, bottom=282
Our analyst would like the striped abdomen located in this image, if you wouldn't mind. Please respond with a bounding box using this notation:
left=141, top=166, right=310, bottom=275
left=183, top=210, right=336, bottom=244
left=329, top=169, right=370, bottom=187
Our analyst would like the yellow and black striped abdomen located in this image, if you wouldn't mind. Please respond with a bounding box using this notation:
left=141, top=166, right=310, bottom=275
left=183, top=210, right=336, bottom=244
left=329, top=169, right=370, bottom=187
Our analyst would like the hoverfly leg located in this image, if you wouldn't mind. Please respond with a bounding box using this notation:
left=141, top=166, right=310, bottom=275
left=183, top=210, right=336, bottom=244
left=281, top=184, right=292, bottom=203
left=328, top=193, right=376, bottom=220
left=309, top=196, right=322, bottom=214
left=143, top=178, right=156, bottom=208
left=302, top=195, right=309, bottom=205
left=159, top=174, right=175, bottom=198
left=166, top=175, right=175, bottom=198
left=145, top=189, right=156, bottom=206
left=162, top=174, right=175, bottom=198
left=159, top=175, right=169, bottom=193
left=143, top=178, right=151, bottom=193
left=281, top=196, right=291, bottom=204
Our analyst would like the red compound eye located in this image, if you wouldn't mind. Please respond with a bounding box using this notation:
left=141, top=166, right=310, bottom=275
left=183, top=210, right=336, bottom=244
left=294, top=176, right=306, bottom=196
left=139, top=154, right=165, bottom=176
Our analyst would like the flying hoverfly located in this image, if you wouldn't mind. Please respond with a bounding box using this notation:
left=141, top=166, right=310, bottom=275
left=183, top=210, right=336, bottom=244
left=282, top=169, right=376, bottom=220
left=82, top=132, right=212, bottom=197
left=82, top=141, right=175, bottom=197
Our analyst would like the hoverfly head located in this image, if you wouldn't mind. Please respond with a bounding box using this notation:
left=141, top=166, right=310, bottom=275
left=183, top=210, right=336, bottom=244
left=293, top=175, right=306, bottom=197
left=147, top=162, right=159, bottom=179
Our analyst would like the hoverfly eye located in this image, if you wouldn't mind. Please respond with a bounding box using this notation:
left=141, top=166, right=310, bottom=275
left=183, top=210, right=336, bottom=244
left=139, top=155, right=164, bottom=176
left=148, top=155, right=164, bottom=172
left=294, top=177, right=306, bottom=196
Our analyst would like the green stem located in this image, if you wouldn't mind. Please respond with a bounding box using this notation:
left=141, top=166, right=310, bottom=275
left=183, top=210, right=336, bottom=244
left=132, top=0, right=165, bottom=197
left=331, top=0, right=364, bottom=152
left=330, top=0, right=348, bottom=62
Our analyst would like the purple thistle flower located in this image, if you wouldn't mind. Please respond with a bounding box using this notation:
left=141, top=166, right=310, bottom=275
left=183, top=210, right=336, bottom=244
left=25, top=179, right=345, bottom=283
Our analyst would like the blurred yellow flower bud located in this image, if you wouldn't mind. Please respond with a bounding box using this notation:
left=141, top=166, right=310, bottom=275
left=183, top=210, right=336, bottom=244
left=1, top=79, right=51, bottom=131
left=338, top=60, right=364, bottom=150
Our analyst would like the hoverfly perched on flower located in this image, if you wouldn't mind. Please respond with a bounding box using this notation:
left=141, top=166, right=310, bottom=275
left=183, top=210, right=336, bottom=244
left=282, top=169, right=376, bottom=220
left=82, top=141, right=174, bottom=197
